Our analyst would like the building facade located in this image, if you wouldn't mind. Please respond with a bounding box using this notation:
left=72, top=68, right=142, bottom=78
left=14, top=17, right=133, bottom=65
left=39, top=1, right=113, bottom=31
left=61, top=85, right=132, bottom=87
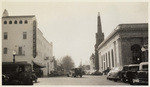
left=2, top=9, right=54, bottom=76
left=97, top=23, right=148, bottom=72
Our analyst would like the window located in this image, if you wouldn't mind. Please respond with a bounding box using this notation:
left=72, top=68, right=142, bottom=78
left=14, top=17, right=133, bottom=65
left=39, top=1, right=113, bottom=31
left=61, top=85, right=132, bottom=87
left=23, top=32, right=27, bottom=39
left=14, top=20, right=17, bottom=24
left=24, top=20, right=28, bottom=24
left=108, top=51, right=111, bottom=67
left=3, top=48, right=7, bottom=54
left=111, top=49, right=114, bottom=67
left=9, top=21, right=12, bottom=24
left=4, top=32, right=8, bottom=40
left=18, top=47, right=22, bottom=55
left=4, top=21, right=7, bottom=24
left=19, top=20, right=22, bottom=24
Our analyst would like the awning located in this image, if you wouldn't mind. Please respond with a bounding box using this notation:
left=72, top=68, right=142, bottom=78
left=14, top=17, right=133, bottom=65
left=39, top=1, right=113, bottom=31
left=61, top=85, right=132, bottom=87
left=32, top=60, right=46, bottom=68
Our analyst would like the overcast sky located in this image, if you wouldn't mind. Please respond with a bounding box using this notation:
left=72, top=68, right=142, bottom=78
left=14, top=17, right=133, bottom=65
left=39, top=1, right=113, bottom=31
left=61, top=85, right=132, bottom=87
left=2, top=1, right=148, bottom=67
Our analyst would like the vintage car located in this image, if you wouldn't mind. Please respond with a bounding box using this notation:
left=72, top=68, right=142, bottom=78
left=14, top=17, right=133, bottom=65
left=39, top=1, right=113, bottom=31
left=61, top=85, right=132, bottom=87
left=131, top=62, right=148, bottom=85
left=107, top=67, right=123, bottom=82
left=2, top=62, right=33, bottom=85
left=120, top=64, right=139, bottom=83
left=67, top=68, right=83, bottom=77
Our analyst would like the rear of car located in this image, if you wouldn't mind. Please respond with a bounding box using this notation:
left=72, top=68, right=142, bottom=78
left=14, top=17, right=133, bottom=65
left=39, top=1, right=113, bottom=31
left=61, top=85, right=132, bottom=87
left=107, top=67, right=122, bottom=82
left=132, top=62, right=148, bottom=85
left=120, top=64, right=139, bottom=83
left=2, top=62, right=33, bottom=85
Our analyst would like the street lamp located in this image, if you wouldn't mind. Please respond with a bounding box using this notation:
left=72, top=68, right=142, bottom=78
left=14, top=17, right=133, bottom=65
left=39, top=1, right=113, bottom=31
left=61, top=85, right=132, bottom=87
left=13, top=50, right=17, bottom=63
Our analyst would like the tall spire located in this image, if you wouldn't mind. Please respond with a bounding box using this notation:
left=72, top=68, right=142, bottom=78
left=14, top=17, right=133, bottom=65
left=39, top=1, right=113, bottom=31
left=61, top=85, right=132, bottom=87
left=94, top=12, right=104, bottom=71
left=3, top=9, right=9, bottom=17
left=97, top=12, right=102, bottom=34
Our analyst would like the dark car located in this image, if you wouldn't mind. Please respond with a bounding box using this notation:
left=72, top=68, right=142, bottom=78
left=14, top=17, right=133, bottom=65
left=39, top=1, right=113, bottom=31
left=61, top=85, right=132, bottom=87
left=131, top=62, right=148, bottom=85
left=120, top=64, right=139, bottom=83
left=2, top=62, right=33, bottom=85
left=67, top=68, right=83, bottom=77
left=107, top=67, right=123, bottom=82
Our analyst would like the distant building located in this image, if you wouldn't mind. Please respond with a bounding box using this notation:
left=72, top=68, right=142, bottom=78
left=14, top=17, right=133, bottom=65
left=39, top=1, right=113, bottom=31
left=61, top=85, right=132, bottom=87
left=97, top=23, right=148, bottom=72
left=90, top=54, right=95, bottom=74
left=94, top=12, right=104, bottom=71
left=2, top=9, right=54, bottom=76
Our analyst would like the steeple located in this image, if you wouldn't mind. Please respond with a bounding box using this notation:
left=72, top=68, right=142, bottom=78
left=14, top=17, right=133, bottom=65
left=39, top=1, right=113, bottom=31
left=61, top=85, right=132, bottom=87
left=3, top=9, right=9, bottom=17
left=97, top=12, right=102, bottom=34
left=94, top=12, right=104, bottom=71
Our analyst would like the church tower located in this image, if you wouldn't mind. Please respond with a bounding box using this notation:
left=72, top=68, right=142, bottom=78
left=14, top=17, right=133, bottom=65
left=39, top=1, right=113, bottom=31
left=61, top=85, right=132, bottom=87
left=94, top=12, right=104, bottom=71
left=3, top=9, right=9, bottom=17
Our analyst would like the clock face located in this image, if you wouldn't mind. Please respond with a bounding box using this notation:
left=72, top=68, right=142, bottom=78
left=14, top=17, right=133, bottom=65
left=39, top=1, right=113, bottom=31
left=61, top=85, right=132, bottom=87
left=33, top=20, right=37, bottom=58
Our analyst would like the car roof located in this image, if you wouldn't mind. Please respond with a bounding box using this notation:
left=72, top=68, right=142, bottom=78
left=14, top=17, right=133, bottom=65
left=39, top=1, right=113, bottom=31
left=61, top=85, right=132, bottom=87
left=2, top=62, right=31, bottom=66
left=140, top=62, right=148, bottom=65
left=123, top=64, right=139, bottom=67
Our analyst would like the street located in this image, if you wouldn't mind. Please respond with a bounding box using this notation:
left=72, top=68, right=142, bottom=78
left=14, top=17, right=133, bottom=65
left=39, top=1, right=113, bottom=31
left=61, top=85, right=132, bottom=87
left=34, top=75, right=130, bottom=85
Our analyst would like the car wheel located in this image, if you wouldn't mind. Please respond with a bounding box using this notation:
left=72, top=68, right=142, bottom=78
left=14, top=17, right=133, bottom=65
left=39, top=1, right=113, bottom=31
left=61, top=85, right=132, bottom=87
left=129, top=79, right=134, bottom=85
left=114, top=79, right=117, bottom=82
left=27, top=79, right=33, bottom=85
left=35, top=79, right=37, bottom=83
left=122, top=78, right=126, bottom=83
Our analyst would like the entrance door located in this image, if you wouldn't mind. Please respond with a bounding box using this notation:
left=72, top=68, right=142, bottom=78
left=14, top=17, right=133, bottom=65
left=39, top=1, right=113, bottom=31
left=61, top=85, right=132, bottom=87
left=131, top=44, right=142, bottom=64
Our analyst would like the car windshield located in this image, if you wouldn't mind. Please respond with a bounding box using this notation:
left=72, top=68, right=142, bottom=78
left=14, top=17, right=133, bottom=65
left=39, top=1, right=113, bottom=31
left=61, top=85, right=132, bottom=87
left=129, top=66, right=139, bottom=71
left=142, top=65, right=148, bottom=71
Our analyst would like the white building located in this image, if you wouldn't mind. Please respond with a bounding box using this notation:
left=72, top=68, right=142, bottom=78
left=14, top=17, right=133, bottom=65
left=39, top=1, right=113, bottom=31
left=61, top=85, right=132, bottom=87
left=97, top=23, right=148, bottom=72
left=2, top=9, right=54, bottom=76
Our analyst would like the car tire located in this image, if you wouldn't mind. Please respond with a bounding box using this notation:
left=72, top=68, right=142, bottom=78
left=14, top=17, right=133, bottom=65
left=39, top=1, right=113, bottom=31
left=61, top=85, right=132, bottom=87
left=114, top=79, right=117, bottom=82
left=129, top=78, right=134, bottom=85
left=27, top=79, right=33, bottom=85
left=35, top=79, right=37, bottom=83
left=121, top=78, right=126, bottom=83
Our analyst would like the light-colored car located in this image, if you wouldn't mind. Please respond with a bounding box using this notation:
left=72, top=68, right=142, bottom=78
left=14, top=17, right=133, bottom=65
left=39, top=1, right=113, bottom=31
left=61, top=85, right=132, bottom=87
left=107, top=67, right=123, bottom=82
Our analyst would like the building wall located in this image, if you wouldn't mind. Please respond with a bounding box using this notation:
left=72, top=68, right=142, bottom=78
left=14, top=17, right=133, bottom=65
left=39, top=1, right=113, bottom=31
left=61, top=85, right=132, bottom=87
left=120, top=30, right=148, bottom=65
left=2, top=16, right=36, bottom=64
left=98, top=34, right=121, bottom=72
left=90, top=55, right=95, bottom=74
left=36, top=29, right=53, bottom=76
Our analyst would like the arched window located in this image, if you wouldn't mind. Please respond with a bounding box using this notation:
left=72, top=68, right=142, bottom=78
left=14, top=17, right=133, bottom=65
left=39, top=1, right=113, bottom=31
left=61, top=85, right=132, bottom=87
left=9, top=21, right=12, bottom=24
left=24, top=20, right=28, bottom=24
left=14, top=20, right=17, bottom=24
left=131, top=44, right=142, bottom=64
left=19, top=20, right=22, bottom=24
left=4, top=21, right=7, bottom=24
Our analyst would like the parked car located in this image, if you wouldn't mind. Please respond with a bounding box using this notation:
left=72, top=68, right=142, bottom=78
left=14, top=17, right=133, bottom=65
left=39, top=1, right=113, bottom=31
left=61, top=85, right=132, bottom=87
left=120, top=64, right=139, bottom=83
left=2, top=62, right=33, bottom=85
left=131, top=62, right=148, bottom=85
left=91, top=71, right=103, bottom=75
left=107, top=67, right=123, bottom=82
left=67, top=68, right=83, bottom=77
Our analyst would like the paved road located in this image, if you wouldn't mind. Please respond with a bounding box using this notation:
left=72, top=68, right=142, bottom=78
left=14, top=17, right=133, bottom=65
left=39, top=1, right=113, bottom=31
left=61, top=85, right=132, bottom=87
left=34, top=75, right=130, bottom=85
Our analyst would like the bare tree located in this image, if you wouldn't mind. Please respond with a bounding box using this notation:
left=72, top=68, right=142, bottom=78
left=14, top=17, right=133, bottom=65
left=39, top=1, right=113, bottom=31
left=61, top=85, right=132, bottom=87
left=62, top=55, right=75, bottom=71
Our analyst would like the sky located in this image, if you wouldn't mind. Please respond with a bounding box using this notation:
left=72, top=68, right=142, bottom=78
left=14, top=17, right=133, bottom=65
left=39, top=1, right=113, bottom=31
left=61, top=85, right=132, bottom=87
left=2, top=1, right=148, bottom=67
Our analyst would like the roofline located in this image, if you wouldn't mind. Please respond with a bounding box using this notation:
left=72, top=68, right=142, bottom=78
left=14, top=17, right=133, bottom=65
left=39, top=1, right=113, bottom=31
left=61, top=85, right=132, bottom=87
left=97, top=23, right=148, bottom=50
